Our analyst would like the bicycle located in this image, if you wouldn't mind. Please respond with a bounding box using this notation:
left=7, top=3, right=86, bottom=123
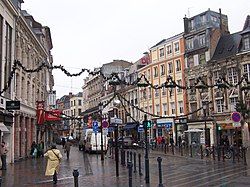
left=224, top=146, right=244, bottom=159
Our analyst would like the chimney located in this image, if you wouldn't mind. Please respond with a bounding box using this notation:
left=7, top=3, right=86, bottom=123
left=219, top=8, right=222, bottom=31
left=183, top=15, right=189, bottom=34
left=69, top=92, right=73, bottom=98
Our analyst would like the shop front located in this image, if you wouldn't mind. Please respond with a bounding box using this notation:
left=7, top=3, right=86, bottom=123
left=156, top=118, right=174, bottom=143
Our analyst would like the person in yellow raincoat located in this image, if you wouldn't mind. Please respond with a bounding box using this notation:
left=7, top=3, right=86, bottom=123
left=44, top=144, right=62, bottom=184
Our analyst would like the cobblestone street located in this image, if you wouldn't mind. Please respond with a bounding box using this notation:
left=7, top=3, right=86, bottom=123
left=1, top=146, right=250, bottom=187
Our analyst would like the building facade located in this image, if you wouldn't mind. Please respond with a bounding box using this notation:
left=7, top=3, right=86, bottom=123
left=184, top=9, right=229, bottom=146
left=138, top=33, right=186, bottom=143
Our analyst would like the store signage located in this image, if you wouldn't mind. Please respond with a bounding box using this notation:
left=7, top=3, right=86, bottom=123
left=6, top=101, right=20, bottom=110
left=45, top=109, right=62, bottom=121
left=36, top=101, right=45, bottom=125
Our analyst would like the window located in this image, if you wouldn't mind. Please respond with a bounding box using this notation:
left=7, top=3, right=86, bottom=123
left=171, top=102, right=176, bottom=115
left=200, top=15, right=206, bottom=25
left=243, top=64, right=250, bottom=80
left=162, top=103, right=168, bottom=115
left=155, top=87, right=159, bottom=97
left=154, top=67, right=158, bottom=77
left=78, top=99, right=82, bottom=106
left=162, top=87, right=166, bottom=96
left=167, top=45, right=172, bottom=55
left=216, top=99, right=224, bottom=113
left=178, top=101, right=184, bottom=114
left=149, top=105, right=152, bottom=114
left=229, top=97, right=238, bottom=111
left=199, top=34, right=206, bottom=46
left=160, top=64, right=165, bottom=76
left=213, top=71, right=220, bottom=84
left=168, top=62, right=173, bottom=73
left=177, top=80, right=182, bottom=93
left=148, top=69, right=151, bottom=79
left=211, top=15, right=217, bottom=22
left=186, top=38, right=194, bottom=50
left=174, top=42, right=180, bottom=52
left=199, top=53, right=206, bottom=64
left=187, top=56, right=194, bottom=68
left=155, top=104, right=160, bottom=115
left=143, top=89, right=147, bottom=99
left=78, top=109, right=82, bottom=115
left=176, top=59, right=181, bottom=71
left=189, top=19, right=194, bottom=30
left=73, top=100, right=76, bottom=106
left=148, top=87, right=152, bottom=98
left=71, top=101, right=73, bottom=107
left=159, top=48, right=164, bottom=57
left=243, top=36, right=250, bottom=50
left=227, top=67, right=238, bottom=84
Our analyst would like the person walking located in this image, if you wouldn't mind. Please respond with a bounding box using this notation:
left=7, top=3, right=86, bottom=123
left=44, top=144, right=62, bottom=184
left=64, top=139, right=72, bottom=160
left=0, top=141, right=8, bottom=170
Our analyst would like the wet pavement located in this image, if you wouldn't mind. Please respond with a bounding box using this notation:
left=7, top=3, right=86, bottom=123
left=1, top=146, right=250, bottom=187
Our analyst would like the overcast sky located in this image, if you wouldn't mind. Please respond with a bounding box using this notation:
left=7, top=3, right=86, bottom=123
left=22, top=0, right=250, bottom=99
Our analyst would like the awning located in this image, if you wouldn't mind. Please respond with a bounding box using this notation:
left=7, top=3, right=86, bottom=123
left=123, top=123, right=138, bottom=130
left=0, top=122, right=9, bottom=132
left=184, top=129, right=203, bottom=133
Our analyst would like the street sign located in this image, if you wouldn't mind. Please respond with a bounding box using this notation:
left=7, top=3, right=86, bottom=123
left=138, top=125, right=144, bottom=133
left=231, top=112, right=241, bottom=123
left=102, top=120, right=109, bottom=128
left=108, top=127, right=114, bottom=132
left=103, top=127, right=108, bottom=135
left=233, top=122, right=241, bottom=127
left=93, top=121, right=99, bottom=127
left=110, top=117, right=122, bottom=124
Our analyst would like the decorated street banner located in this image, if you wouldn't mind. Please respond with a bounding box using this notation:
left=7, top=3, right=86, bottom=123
left=36, top=101, right=45, bottom=125
left=45, top=109, right=62, bottom=121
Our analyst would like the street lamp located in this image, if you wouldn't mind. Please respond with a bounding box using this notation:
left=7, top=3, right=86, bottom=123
left=143, top=114, right=150, bottom=184
left=98, top=102, right=104, bottom=161
left=113, top=99, right=121, bottom=177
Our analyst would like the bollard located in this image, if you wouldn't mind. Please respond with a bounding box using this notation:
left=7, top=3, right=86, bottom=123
left=130, top=151, right=133, bottom=162
left=0, top=176, right=2, bottom=187
left=212, top=146, right=215, bottom=160
left=73, top=169, right=79, bottom=187
left=127, top=151, right=129, bottom=166
left=243, top=147, right=247, bottom=166
left=122, top=149, right=126, bottom=166
left=172, top=145, right=174, bottom=155
left=180, top=145, right=183, bottom=156
left=190, top=145, right=193, bottom=157
left=217, top=147, right=221, bottom=161
left=222, top=146, right=225, bottom=162
left=128, top=161, right=133, bottom=187
left=232, top=147, right=236, bottom=163
left=200, top=145, right=203, bottom=159
left=133, top=152, right=137, bottom=173
left=138, top=153, right=143, bottom=176
left=164, top=144, right=167, bottom=154
left=157, top=157, right=164, bottom=187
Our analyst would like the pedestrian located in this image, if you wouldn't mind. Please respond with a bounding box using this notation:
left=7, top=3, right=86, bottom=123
left=37, top=140, right=44, bottom=158
left=170, top=136, right=174, bottom=147
left=64, top=139, right=72, bottom=159
left=0, top=141, right=8, bottom=170
left=61, top=137, right=66, bottom=148
left=178, top=135, right=182, bottom=148
left=44, top=144, right=62, bottom=184
left=30, top=141, right=37, bottom=157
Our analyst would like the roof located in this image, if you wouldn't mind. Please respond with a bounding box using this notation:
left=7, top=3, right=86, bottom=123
left=240, top=15, right=250, bottom=35
left=211, top=32, right=242, bottom=61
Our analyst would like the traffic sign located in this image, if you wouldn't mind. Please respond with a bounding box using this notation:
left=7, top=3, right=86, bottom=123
left=231, top=112, right=241, bottom=123
left=138, top=125, right=144, bottom=132
left=102, top=120, right=109, bottom=128
left=103, top=127, right=108, bottom=135
left=110, top=117, right=122, bottom=124
left=233, top=122, right=241, bottom=127
left=93, top=121, right=99, bottom=127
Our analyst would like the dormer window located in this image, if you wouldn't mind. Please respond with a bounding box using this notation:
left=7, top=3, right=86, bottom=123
left=243, top=36, right=250, bottom=50
left=159, top=48, right=164, bottom=57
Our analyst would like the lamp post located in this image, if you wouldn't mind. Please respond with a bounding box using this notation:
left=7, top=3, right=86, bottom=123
left=113, top=99, right=121, bottom=177
left=203, top=104, right=208, bottom=146
left=143, top=114, right=150, bottom=184
left=99, top=103, right=104, bottom=161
